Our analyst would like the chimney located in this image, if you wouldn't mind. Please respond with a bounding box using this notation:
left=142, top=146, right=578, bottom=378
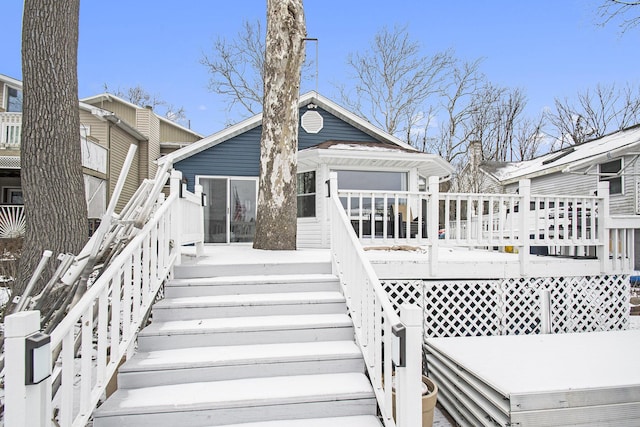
left=470, top=140, right=482, bottom=172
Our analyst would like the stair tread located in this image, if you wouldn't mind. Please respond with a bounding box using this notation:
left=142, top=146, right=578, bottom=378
left=212, top=415, right=382, bottom=427
left=122, top=340, right=361, bottom=372
left=155, top=291, right=345, bottom=308
left=141, top=313, right=352, bottom=335
left=168, top=273, right=338, bottom=286
left=94, top=373, right=374, bottom=416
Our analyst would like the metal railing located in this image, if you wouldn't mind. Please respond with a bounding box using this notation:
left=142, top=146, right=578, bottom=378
left=329, top=172, right=423, bottom=427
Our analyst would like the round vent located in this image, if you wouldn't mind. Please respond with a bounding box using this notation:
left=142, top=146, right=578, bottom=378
left=301, top=110, right=323, bottom=134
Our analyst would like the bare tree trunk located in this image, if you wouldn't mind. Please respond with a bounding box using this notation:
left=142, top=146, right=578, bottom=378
left=253, top=0, right=306, bottom=250
left=15, top=0, right=87, bottom=301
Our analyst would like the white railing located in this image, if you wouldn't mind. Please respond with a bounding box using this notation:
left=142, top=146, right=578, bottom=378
left=340, top=178, right=637, bottom=275
left=0, top=112, right=22, bottom=148
left=329, top=173, right=423, bottom=427
left=0, top=204, right=25, bottom=238
left=4, top=169, right=204, bottom=427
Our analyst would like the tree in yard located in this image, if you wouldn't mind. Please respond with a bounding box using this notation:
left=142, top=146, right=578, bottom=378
left=14, top=0, right=88, bottom=304
left=596, top=0, right=640, bottom=33
left=339, top=24, right=453, bottom=140
left=253, top=0, right=306, bottom=250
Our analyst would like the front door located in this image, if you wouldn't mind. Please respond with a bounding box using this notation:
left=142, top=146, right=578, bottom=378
left=199, top=177, right=258, bottom=243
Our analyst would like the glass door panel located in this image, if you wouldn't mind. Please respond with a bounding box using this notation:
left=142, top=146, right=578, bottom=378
left=202, top=178, right=227, bottom=243
left=230, top=179, right=257, bottom=242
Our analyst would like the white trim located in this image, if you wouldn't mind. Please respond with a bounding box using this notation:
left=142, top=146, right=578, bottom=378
left=160, top=91, right=422, bottom=166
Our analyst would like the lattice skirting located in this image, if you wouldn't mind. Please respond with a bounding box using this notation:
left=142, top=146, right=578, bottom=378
left=382, top=275, right=630, bottom=338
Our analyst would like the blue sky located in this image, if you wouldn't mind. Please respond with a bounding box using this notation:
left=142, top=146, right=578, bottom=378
left=3, top=1, right=639, bottom=136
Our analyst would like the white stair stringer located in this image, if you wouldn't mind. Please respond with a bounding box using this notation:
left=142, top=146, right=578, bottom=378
left=93, top=263, right=382, bottom=427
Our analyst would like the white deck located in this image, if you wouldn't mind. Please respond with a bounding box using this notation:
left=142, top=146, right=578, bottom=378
left=182, top=244, right=604, bottom=280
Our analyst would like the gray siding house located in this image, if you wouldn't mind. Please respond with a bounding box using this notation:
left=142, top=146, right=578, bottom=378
left=481, top=124, right=640, bottom=267
left=160, top=92, right=453, bottom=248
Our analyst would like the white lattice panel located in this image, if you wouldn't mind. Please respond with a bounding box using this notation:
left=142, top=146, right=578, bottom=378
left=382, top=275, right=630, bottom=338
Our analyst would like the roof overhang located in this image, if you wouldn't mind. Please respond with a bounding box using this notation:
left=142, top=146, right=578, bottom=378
left=298, top=146, right=454, bottom=178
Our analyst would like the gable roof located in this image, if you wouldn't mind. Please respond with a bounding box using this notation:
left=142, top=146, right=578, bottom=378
left=80, top=93, right=204, bottom=139
left=0, top=73, right=22, bottom=88
left=483, top=125, right=640, bottom=185
left=159, top=91, right=418, bottom=165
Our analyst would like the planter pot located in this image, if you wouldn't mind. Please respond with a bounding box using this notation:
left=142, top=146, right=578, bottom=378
left=392, top=375, right=439, bottom=427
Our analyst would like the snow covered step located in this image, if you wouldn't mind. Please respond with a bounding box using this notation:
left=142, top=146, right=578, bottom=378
left=211, top=415, right=382, bottom=427
left=92, top=373, right=377, bottom=427
left=153, top=291, right=346, bottom=321
left=137, top=313, right=355, bottom=351
left=173, top=261, right=332, bottom=279
left=164, top=273, right=340, bottom=298
left=118, top=341, right=363, bottom=388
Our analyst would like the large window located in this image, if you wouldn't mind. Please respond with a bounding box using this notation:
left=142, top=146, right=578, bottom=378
left=599, top=159, right=623, bottom=195
left=297, top=171, right=316, bottom=218
left=6, top=87, right=22, bottom=112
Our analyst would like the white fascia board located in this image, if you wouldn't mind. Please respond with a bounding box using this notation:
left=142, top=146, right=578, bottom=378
left=300, top=148, right=453, bottom=177
left=561, top=139, right=640, bottom=174
left=0, top=74, right=23, bottom=89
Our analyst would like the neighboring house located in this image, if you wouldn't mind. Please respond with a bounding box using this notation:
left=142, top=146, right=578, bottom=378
left=454, top=140, right=503, bottom=194
left=480, top=124, right=640, bottom=267
left=0, top=74, right=202, bottom=235
left=160, top=91, right=453, bottom=248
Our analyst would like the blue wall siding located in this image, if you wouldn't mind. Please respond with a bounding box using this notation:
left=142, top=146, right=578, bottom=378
left=176, top=107, right=380, bottom=190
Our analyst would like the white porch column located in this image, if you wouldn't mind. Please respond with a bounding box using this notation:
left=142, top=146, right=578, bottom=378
left=395, top=304, right=423, bottom=427
left=194, top=183, right=205, bottom=257
left=5, top=311, right=51, bottom=427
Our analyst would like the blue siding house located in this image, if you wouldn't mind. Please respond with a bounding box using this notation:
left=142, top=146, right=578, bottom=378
left=160, top=92, right=452, bottom=247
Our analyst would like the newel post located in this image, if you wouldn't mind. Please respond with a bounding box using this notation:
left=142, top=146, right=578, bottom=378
left=328, top=172, right=339, bottom=276
left=5, top=311, right=51, bottom=427
left=170, top=169, right=184, bottom=266
left=395, top=304, right=423, bottom=427
left=518, top=179, right=531, bottom=275
left=194, top=183, right=205, bottom=257
left=597, top=180, right=610, bottom=273
left=428, top=176, right=439, bottom=276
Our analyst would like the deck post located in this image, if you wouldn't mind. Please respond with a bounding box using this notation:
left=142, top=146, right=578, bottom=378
left=5, top=311, right=51, bottom=427
left=396, top=304, right=423, bottom=427
left=328, top=172, right=340, bottom=276
left=540, top=289, right=552, bottom=333
left=170, top=169, right=184, bottom=266
left=519, top=179, right=531, bottom=275
left=597, top=181, right=610, bottom=273
left=194, top=184, right=205, bottom=257
left=428, top=177, right=439, bottom=276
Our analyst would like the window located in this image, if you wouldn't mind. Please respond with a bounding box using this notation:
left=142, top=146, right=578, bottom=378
left=599, top=159, right=623, bottom=195
left=297, top=171, right=316, bottom=218
left=7, top=87, right=22, bottom=112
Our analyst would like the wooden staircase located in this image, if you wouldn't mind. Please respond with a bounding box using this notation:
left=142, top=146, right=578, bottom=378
left=92, top=256, right=381, bottom=427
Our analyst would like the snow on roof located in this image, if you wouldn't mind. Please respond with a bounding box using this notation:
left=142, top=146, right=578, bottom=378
left=486, top=125, right=640, bottom=183
left=301, top=140, right=418, bottom=153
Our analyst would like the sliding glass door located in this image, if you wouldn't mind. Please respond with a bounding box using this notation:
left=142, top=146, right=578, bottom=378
left=199, top=177, right=258, bottom=243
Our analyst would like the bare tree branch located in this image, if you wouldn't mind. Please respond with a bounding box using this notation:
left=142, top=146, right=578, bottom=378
left=597, top=0, right=640, bottom=33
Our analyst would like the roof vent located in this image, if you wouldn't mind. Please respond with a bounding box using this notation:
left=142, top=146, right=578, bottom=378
left=301, top=110, right=323, bottom=134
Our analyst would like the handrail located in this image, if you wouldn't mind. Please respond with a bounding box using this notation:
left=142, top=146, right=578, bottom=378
left=329, top=173, right=422, bottom=427
left=4, top=168, right=205, bottom=427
